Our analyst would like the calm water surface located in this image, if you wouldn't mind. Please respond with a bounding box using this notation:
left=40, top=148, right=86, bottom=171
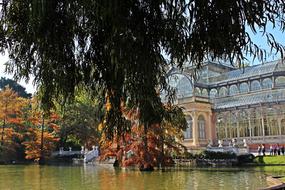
left=0, top=164, right=285, bottom=190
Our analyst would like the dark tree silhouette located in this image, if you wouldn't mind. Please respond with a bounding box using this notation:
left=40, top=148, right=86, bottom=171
left=0, top=1, right=284, bottom=140
left=0, top=77, right=31, bottom=98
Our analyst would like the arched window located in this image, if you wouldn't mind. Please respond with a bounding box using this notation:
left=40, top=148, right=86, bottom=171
left=262, top=78, right=272, bottom=89
left=239, top=111, right=249, bottom=137
left=216, top=115, right=225, bottom=139
left=209, top=89, right=218, bottom=98
left=240, top=83, right=249, bottom=93
left=230, top=112, right=238, bottom=138
left=229, top=85, right=239, bottom=95
left=201, top=89, right=208, bottom=97
left=276, top=76, right=285, bottom=87
left=176, top=76, right=193, bottom=97
left=268, top=119, right=278, bottom=136
left=281, top=119, right=285, bottom=135
left=251, top=80, right=261, bottom=91
left=194, top=87, right=201, bottom=96
left=219, top=87, right=228, bottom=97
left=198, top=115, right=206, bottom=139
left=184, top=115, right=192, bottom=139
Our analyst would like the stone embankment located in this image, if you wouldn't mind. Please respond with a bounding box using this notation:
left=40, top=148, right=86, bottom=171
left=260, top=176, right=285, bottom=190
left=174, top=158, right=238, bottom=167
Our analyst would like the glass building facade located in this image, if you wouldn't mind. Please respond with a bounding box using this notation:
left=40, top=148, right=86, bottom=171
left=168, top=60, right=285, bottom=147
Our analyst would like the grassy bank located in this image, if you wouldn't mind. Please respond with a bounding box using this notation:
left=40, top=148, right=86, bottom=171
left=281, top=177, right=285, bottom=183
left=254, top=156, right=285, bottom=165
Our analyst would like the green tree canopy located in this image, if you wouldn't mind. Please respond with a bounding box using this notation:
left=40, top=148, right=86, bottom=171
left=57, top=89, right=104, bottom=149
left=0, top=1, right=284, bottom=138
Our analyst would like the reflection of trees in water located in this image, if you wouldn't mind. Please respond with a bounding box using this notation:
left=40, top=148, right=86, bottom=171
left=257, top=166, right=285, bottom=178
left=23, top=165, right=56, bottom=190
left=97, top=167, right=144, bottom=190
left=22, top=165, right=85, bottom=190
left=0, top=165, right=277, bottom=189
left=82, top=165, right=114, bottom=190
left=92, top=167, right=268, bottom=190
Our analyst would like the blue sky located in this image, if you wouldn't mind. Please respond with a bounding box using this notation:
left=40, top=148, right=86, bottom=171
left=0, top=25, right=284, bottom=94
left=246, top=24, right=285, bottom=63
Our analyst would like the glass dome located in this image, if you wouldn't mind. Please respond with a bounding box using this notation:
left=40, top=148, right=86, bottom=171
left=167, top=74, right=193, bottom=98
left=176, top=76, right=193, bottom=98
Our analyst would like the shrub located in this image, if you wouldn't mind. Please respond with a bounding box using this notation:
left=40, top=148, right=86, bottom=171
left=199, top=150, right=237, bottom=160
left=183, top=152, right=196, bottom=159
left=174, top=151, right=197, bottom=159
left=237, top=154, right=255, bottom=164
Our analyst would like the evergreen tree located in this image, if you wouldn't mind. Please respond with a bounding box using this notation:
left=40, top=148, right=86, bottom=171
left=0, top=1, right=284, bottom=140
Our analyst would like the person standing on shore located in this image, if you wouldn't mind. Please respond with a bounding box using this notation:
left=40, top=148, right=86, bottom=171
left=281, top=145, right=285, bottom=156
left=270, top=145, right=273, bottom=156
left=274, top=144, right=277, bottom=156
left=262, top=144, right=266, bottom=156
left=277, top=144, right=281, bottom=155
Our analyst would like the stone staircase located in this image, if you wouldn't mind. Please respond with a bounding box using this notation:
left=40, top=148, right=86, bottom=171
left=83, top=146, right=99, bottom=163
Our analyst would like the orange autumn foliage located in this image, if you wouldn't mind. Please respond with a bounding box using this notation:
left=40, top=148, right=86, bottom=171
left=0, top=86, right=27, bottom=130
left=23, top=129, right=59, bottom=160
left=0, top=86, right=29, bottom=155
left=0, top=87, right=61, bottom=162
left=22, top=108, right=61, bottom=160
left=7, top=117, right=23, bottom=125
left=100, top=125, right=176, bottom=168
left=100, top=105, right=186, bottom=168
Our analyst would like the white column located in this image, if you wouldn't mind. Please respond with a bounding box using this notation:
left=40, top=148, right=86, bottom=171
left=261, top=116, right=265, bottom=140
left=192, top=112, right=198, bottom=146
left=225, top=119, right=228, bottom=139
left=248, top=117, right=252, bottom=138
left=277, top=118, right=282, bottom=135
left=278, top=118, right=282, bottom=142
left=237, top=120, right=240, bottom=139
left=208, top=113, right=213, bottom=142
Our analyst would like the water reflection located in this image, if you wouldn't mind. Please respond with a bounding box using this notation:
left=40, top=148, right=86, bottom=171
left=0, top=165, right=284, bottom=190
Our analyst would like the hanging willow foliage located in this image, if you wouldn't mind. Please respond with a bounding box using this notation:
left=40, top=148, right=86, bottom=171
left=0, top=0, right=284, bottom=138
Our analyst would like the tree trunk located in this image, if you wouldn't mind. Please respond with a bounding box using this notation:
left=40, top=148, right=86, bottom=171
left=1, top=118, right=5, bottom=146
left=159, top=134, right=165, bottom=168
left=140, top=122, right=154, bottom=171
left=1, top=104, right=7, bottom=146
left=143, top=122, right=148, bottom=152
left=39, top=117, right=45, bottom=165
left=113, top=138, right=121, bottom=167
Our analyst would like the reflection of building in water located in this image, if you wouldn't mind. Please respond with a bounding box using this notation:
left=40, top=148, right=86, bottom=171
left=166, top=59, right=285, bottom=149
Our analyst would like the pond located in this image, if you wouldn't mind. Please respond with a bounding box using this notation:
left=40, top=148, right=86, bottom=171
left=0, top=164, right=284, bottom=190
